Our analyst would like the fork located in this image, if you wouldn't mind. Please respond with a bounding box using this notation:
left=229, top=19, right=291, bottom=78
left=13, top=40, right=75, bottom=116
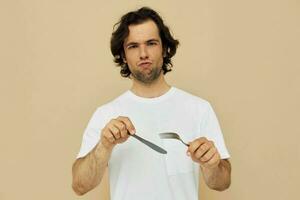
left=159, top=132, right=190, bottom=146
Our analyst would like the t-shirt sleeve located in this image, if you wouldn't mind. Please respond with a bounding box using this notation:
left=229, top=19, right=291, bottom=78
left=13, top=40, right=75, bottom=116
left=199, top=102, right=230, bottom=159
left=76, top=105, right=112, bottom=159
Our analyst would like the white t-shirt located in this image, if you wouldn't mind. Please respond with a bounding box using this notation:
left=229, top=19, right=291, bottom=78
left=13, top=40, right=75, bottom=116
left=77, top=87, right=230, bottom=200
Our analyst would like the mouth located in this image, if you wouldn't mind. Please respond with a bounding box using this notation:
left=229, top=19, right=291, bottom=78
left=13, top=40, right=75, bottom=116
left=138, top=61, right=152, bottom=68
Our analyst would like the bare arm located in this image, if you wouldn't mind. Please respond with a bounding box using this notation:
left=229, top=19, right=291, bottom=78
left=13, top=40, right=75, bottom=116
left=200, top=159, right=231, bottom=191
left=72, top=116, right=136, bottom=195
left=72, top=142, right=112, bottom=195
left=187, top=138, right=231, bottom=191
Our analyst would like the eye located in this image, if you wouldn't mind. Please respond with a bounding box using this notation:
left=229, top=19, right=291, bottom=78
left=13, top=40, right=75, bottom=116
left=127, top=44, right=138, bottom=49
left=148, top=41, right=157, bottom=46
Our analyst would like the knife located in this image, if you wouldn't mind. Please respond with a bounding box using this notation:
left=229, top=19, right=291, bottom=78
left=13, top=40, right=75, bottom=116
left=131, top=134, right=167, bottom=154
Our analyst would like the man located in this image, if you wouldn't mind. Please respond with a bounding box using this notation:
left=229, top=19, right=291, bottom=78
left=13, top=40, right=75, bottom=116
left=72, top=7, right=231, bottom=200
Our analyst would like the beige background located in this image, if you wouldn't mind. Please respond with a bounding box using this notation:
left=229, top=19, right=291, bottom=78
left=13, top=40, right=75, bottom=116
left=1, top=0, right=299, bottom=199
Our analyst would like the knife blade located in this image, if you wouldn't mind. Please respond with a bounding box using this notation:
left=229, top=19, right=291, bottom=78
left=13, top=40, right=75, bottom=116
left=131, top=134, right=167, bottom=154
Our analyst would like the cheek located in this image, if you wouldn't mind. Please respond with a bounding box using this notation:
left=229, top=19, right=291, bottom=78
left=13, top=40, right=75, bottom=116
left=126, top=63, right=134, bottom=72
left=155, top=49, right=164, bottom=66
left=124, top=50, right=137, bottom=61
left=125, top=54, right=136, bottom=67
left=158, top=55, right=164, bottom=67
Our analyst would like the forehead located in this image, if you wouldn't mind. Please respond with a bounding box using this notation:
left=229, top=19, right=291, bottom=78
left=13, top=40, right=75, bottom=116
left=124, top=20, right=161, bottom=44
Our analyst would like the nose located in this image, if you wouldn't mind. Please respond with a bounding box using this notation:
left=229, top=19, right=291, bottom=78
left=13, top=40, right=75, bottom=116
left=139, top=45, right=148, bottom=60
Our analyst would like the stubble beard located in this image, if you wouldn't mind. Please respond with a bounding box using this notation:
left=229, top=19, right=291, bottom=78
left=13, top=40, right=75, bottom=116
left=130, top=65, right=162, bottom=85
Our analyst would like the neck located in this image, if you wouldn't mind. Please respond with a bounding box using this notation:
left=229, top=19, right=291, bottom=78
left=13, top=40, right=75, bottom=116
left=130, top=73, right=171, bottom=98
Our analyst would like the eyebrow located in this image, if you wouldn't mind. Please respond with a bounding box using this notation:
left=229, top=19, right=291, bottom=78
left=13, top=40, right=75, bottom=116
left=125, top=39, right=160, bottom=47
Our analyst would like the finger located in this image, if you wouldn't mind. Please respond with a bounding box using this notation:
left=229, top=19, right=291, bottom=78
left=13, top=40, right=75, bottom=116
left=115, top=137, right=127, bottom=144
left=113, top=121, right=128, bottom=138
left=103, top=129, right=116, bottom=143
left=199, top=146, right=217, bottom=162
left=112, top=125, right=122, bottom=139
left=188, top=137, right=207, bottom=154
left=194, top=142, right=210, bottom=160
left=117, top=116, right=136, bottom=135
left=107, top=124, right=121, bottom=140
left=204, top=153, right=220, bottom=168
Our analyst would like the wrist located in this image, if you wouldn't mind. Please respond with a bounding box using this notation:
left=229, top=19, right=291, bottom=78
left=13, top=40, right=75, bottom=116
left=99, top=139, right=115, bottom=151
left=93, top=142, right=113, bottom=160
left=200, top=160, right=221, bottom=172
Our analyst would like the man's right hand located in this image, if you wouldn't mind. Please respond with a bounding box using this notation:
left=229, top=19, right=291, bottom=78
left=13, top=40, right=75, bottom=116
left=72, top=116, right=135, bottom=195
left=100, top=116, right=136, bottom=150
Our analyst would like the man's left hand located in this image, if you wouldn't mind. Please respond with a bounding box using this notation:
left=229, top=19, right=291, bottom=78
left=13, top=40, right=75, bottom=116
left=187, top=137, right=221, bottom=169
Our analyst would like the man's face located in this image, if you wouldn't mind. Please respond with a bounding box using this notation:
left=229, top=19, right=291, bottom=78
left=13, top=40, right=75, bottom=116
left=123, top=20, right=164, bottom=84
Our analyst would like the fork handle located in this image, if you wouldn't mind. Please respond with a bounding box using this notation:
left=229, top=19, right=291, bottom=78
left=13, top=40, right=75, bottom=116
left=181, top=140, right=190, bottom=146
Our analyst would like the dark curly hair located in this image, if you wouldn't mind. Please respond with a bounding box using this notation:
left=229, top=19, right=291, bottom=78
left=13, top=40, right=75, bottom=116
left=110, top=7, right=179, bottom=77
